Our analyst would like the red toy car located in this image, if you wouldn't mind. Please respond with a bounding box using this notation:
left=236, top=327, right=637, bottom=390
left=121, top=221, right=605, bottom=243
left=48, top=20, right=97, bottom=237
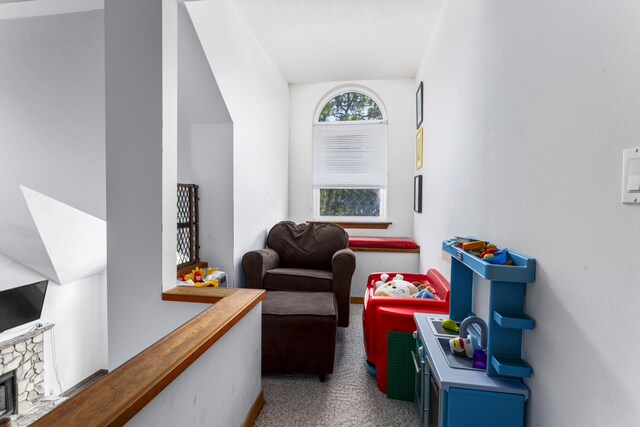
left=362, top=269, right=450, bottom=394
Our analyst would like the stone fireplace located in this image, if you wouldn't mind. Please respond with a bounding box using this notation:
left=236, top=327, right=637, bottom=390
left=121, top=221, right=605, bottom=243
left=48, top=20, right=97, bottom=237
left=0, top=324, right=53, bottom=416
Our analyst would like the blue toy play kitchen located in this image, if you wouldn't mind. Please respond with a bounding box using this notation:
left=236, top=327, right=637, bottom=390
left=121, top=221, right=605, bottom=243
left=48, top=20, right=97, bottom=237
left=412, top=238, right=536, bottom=427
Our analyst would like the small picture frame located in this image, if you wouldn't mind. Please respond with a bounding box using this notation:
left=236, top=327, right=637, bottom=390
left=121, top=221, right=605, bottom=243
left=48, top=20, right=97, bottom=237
left=416, top=127, right=423, bottom=170
left=414, top=175, right=423, bottom=213
left=416, top=81, right=424, bottom=129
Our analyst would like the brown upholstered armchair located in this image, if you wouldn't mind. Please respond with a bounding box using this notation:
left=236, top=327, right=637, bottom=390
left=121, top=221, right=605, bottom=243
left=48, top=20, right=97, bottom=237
left=242, top=221, right=356, bottom=327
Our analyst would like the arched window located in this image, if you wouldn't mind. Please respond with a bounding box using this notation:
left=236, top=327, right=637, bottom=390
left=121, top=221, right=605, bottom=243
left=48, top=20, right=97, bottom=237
left=312, top=88, right=388, bottom=221
left=318, top=92, right=383, bottom=122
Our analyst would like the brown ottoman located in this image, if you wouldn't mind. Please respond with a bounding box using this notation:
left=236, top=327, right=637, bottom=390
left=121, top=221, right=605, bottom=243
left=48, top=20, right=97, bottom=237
left=262, top=291, right=337, bottom=381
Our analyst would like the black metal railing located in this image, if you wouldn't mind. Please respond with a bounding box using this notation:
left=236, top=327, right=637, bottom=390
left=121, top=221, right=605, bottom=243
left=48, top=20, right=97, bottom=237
left=177, top=184, right=199, bottom=268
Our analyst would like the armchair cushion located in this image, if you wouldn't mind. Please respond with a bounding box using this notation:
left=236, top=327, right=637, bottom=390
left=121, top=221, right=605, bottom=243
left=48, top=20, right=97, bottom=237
left=266, top=221, right=348, bottom=271
left=263, top=268, right=333, bottom=293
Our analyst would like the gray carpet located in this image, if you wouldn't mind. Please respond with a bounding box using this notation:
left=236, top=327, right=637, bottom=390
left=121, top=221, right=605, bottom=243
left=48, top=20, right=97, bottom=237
left=255, top=304, right=418, bottom=427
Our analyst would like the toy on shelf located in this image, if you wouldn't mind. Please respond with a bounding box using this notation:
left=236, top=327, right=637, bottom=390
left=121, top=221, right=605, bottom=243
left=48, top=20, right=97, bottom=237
left=453, top=238, right=514, bottom=265
left=178, top=267, right=227, bottom=288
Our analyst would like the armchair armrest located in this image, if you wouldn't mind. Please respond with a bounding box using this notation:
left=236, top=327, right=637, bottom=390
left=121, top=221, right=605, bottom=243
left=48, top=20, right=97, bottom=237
left=242, top=249, right=280, bottom=289
left=332, top=248, right=356, bottom=327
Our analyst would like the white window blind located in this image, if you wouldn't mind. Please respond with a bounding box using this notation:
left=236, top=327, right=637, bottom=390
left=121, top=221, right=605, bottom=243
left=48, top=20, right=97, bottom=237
left=312, top=122, right=388, bottom=189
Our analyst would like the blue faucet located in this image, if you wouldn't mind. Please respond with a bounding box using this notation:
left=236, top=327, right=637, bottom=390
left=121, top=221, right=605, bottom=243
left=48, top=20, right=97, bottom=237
left=459, top=316, right=488, bottom=349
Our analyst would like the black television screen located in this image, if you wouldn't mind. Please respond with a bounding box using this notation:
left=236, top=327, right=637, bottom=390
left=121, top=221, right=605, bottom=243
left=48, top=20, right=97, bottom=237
left=0, top=280, right=48, bottom=333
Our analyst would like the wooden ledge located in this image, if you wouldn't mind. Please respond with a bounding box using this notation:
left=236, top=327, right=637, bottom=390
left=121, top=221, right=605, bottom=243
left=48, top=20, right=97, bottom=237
left=350, top=246, right=420, bottom=254
left=33, top=288, right=265, bottom=427
left=306, top=221, right=392, bottom=230
left=162, top=286, right=238, bottom=304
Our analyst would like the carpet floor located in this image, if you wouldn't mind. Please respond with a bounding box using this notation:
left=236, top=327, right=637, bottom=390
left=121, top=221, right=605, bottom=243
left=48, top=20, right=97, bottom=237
left=255, top=304, right=418, bottom=427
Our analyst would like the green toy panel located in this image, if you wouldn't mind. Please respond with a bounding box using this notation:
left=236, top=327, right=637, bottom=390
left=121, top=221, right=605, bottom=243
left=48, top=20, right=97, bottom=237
left=387, top=331, right=415, bottom=402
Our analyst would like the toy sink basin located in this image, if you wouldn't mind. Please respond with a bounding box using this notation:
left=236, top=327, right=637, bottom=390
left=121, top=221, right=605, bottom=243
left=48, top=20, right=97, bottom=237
left=436, top=337, right=484, bottom=371
left=428, top=317, right=460, bottom=337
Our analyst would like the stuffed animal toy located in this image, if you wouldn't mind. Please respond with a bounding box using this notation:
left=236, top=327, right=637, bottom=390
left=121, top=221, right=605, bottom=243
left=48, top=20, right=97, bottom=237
left=374, top=274, right=420, bottom=298
left=374, top=273, right=390, bottom=289
left=410, top=282, right=436, bottom=299
left=413, top=289, right=435, bottom=299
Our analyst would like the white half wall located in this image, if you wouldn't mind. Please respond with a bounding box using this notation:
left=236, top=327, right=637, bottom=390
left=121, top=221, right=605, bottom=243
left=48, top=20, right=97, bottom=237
left=105, top=0, right=209, bottom=369
left=186, top=0, right=290, bottom=287
left=415, top=0, right=640, bottom=425
left=191, top=124, right=235, bottom=284
left=288, top=80, right=416, bottom=238
left=0, top=254, right=107, bottom=395
left=126, top=304, right=261, bottom=427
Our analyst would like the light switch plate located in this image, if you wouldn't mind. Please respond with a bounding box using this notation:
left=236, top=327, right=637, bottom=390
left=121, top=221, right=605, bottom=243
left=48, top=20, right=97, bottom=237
left=622, top=147, right=640, bottom=204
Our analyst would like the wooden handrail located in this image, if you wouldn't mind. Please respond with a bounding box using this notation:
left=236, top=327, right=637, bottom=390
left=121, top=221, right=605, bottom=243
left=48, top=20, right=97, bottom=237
left=33, top=287, right=265, bottom=427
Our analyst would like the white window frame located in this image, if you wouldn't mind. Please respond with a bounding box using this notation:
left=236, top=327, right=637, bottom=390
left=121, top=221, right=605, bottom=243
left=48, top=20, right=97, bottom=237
left=312, top=86, right=388, bottom=223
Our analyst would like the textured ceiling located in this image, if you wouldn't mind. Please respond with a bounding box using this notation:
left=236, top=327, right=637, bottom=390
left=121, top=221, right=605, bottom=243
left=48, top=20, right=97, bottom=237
left=231, top=0, right=436, bottom=83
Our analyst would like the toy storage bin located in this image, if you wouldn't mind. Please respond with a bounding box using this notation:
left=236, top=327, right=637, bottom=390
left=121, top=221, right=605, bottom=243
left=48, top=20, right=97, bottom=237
left=362, top=268, right=450, bottom=394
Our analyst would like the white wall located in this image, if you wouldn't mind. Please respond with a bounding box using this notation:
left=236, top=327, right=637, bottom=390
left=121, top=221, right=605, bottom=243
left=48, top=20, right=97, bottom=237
left=0, top=10, right=106, bottom=283
left=0, top=0, right=102, bottom=20
left=0, top=255, right=107, bottom=395
left=191, top=124, right=235, bottom=284
left=350, top=252, right=419, bottom=298
left=105, top=0, right=209, bottom=369
left=0, top=8, right=108, bottom=394
left=176, top=3, right=234, bottom=280
left=415, top=0, right=640, bottom=425
left=186, top=0, right=290, bottom=287
left=127, top=304, right=261, bottom=427
left=176, top=1, right=232, bottom=184
left=161, top=0, right=180, bottom=293
left=288, top=80, right=416, bottom=238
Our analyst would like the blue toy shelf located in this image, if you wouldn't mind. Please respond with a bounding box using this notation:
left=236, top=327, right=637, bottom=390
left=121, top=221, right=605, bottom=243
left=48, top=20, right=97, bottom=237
left=491, top=356, right=533, bottom=378
left=493, top=311, right=535, bottom=330
left=442, top=238, right=536, bottom=379
left=442, top=239, right=535, bottom=283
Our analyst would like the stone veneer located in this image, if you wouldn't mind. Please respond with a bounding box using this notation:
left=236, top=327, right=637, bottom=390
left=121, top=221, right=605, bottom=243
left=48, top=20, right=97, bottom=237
left=0, top=324, right=53, bottom=415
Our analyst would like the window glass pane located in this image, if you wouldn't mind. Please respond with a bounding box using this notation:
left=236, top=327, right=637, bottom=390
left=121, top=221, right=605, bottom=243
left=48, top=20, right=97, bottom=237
left=320, top=188, right=380, bottom=217
left=319, top=92, right=383, bottom=122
